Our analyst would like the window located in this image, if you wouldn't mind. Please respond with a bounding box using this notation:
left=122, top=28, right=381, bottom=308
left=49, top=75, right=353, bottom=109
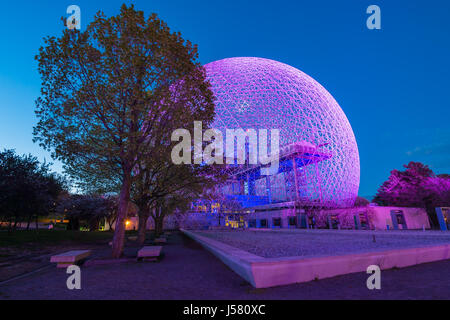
left=248, top=219, right=257, bottom=228
left=288, top=216, right=297, bottom=226
left=330, top=215, right=339, bottom=229
left=260, top=219, right=268, bottom=228
left=359, top=213, right=368, bottom=229
left=273, top=218, right=281, bottom=227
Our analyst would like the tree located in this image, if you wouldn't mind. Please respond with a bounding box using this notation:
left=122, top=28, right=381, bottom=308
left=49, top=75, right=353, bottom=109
left=373, top=162, right=434, bottom=207
left=132, top=151, right=223, bottom=242
left=150, top=194, right=192, bottom=238
left=34, top=5, right=215, bottom=257
left=373, top=161, right=450, bottom=227
left=56, top=194, right=117, bottom=231
left=0, top=149, right=67, bottom=232
left=354, top=196, right=370, bottom=207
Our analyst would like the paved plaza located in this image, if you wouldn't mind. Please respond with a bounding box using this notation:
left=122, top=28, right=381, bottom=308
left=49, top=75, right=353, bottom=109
left=0, top=232, right=449, bottom=300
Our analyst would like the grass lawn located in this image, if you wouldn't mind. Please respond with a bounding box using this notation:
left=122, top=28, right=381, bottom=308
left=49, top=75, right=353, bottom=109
left=0, top=229, right=139, bottom=281
left=0, top=229, right=117, bottom=248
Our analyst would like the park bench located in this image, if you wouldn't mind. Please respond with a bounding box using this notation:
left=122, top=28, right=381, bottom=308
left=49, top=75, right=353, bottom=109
left=154, top=237, right=167, bottom=244
left=137, top=246, right=163, bottom=262
left=50, top=250, right=92, bottom=268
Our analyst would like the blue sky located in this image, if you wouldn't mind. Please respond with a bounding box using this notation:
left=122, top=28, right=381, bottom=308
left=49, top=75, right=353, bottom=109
left=1, top=0, right=449, bottom=197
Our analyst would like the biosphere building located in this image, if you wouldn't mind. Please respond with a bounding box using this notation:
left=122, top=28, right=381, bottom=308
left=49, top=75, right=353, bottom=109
left=188, top=57, right=361, bottom=229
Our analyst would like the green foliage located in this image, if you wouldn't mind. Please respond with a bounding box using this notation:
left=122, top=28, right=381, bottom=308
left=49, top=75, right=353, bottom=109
left=0, top=230, right=112, bottom=248
left=34, top=4, right=216, bottom=257
left=34, top=4, right=214, bottom=190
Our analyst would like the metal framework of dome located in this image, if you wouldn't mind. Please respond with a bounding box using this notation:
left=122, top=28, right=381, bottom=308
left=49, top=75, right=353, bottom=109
left=204, top=57, right=360, bottom=208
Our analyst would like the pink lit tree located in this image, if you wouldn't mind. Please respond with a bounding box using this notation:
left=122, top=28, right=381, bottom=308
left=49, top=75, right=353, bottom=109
left=373, top=162, right=450, bottom=227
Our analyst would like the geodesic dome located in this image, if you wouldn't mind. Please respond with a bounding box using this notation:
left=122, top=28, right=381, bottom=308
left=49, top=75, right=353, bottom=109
left=204, top=57, right=360, bottom=208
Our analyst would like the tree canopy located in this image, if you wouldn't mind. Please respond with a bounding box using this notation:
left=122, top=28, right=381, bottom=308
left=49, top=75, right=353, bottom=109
left=353, top=196, right=370, bottom=207
left=56, top=194, right=117, bottom=231
left=0, top=149, right=67, bottom=231
left=34, top=4, right=215, bottom=257
left=373, top=161, right=450, bottom=227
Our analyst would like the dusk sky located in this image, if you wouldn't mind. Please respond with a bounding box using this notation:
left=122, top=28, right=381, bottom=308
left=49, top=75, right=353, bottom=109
left=1, top=0, right=449, bottom=197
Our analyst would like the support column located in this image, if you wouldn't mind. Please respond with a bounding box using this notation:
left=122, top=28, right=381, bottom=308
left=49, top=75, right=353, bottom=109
left=292, top=158, right=300, bottom=202
left=315, top=162, right=323, bottom=203
left=354, top=214, right=361, bottom=230
left=282, top=216, right=289, bottom=229
left=265, top=175, right=272, bottom=203
left=435, top=208, right=448, bottom=231
left=247, top=173, right=256, bottom=196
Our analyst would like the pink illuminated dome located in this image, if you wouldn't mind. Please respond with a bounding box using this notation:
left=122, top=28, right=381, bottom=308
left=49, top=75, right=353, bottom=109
left=204, top=57, right=360, bottom=208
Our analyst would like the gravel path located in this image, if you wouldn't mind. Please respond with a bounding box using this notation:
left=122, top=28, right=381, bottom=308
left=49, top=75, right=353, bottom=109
left=195, top=229, right=450, bottom=258
left=0, top=232, right=449, bottom=299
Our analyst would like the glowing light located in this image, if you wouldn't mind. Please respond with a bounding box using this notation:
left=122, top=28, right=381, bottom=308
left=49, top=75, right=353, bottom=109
left=204, top=57, right=360, bottom=207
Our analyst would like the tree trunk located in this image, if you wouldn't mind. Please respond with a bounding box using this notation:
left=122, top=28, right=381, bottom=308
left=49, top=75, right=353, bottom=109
left=111, top=172, right=131, bottom=258
left=154, top=218, right=161, bottom=238
left=137, top=207, right=149, bottom=245
left=154, top=207, right=164, bottom=238
left=26, top=214, right=32, bottom=230
left=107, top=217, right=115, bottom=231
left=8, top=216, right=13, bottom=234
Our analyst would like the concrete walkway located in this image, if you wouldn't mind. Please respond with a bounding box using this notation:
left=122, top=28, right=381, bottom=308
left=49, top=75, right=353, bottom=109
left=0, top=232, right=449, bottom=299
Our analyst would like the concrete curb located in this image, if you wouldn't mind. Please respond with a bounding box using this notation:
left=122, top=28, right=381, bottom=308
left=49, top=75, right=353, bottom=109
left=181, top=229, right=450, bottom=288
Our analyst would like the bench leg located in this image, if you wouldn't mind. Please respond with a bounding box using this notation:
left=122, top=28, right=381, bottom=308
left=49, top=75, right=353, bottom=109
left=137, top=256, right=159, bottom=262
left=143, top=257, right=158, bottom=262
left=56, top=263, right=74, bottom=268
left=56, top=258, right=88, bottom=268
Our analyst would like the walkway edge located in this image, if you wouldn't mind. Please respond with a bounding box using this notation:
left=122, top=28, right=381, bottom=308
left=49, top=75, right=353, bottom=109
left=181, top=229, right=264, bottom=287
